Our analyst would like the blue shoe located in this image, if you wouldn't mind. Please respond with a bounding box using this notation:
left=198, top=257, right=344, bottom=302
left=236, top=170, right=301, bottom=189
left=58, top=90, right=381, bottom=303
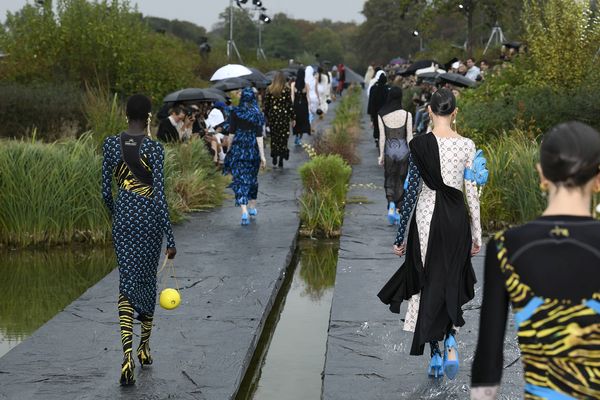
left=241, top=213, right=249, bottom=226
left=394, top=211, right=400, bottom=225
left=428, top=352, right=444, bottom=379
left=387, top=202, right=396, bottom=225
left=294, top=136, right=301, bottom=146
left=443, top=334, right=459, bottom=380
left=248, top=208, right=257, bottom=216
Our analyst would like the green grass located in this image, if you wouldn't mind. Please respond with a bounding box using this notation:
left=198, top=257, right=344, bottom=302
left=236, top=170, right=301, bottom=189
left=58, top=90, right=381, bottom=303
left=0, top=135, right=228, bottom=247
left=480, top=130, right=546, bottom=231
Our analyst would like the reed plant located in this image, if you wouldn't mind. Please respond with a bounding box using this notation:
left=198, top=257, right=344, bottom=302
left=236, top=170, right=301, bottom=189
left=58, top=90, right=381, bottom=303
left=480, top=129, right=545, bottom=231
left=298, top=154, right=352, bottom=238
left=82, top=84, right=127, bottom=149
left=0, top=135, right=228, bottom=247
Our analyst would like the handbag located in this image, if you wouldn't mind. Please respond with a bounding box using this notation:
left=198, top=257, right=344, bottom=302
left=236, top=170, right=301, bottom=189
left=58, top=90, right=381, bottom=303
left=464, top=149, right=489, bottom=195
left=158, top=257, right=181, bottom=310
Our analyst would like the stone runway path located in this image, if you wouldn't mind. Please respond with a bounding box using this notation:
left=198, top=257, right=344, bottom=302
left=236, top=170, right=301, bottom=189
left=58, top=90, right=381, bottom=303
left=321, top=109, right=523, bottom=399
left=0, top=124, right=318, bottom=400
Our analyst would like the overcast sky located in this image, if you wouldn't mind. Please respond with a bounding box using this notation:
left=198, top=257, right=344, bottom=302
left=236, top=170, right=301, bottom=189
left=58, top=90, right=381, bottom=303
left=0, top=0, right=366, bottom=30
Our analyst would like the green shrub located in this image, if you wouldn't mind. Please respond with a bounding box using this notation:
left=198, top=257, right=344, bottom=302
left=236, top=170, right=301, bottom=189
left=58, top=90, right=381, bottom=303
left=0, top=135, right=227, bottom=247
left=0, top=0, right=200, bottom=101
left=0, top=82, right=84, bottom=139
left=298, top=155, right=352, bottom=237
left=83, top=84, right=128, bottom=149
left=480, top=130, right=545, bottom=231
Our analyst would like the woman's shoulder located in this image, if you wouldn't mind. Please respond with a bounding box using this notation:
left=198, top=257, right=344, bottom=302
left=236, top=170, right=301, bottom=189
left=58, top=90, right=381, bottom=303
left=142, top=137, right=165, bottom=152
left=102, top=134, right=120, bottom=149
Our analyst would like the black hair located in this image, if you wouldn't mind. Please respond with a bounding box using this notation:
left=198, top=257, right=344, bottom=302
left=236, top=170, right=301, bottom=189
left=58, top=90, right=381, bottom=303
left=540, top=121, right=600, bottom=187
left=295, top=68, right=306, bottom=92
left=378, top=86, right=403, bottom=117
left=126, top=94, right=152, bottom=122
left=170, top=105, right=184, bottom=115
left=429, top=88, right=456, bottom=116
left=317, top=66, right=330, bottom=83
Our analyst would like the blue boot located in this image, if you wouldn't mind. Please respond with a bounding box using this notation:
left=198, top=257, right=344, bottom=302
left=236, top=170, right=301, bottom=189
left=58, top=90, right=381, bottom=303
left=248, top=208, right=257, bottom=217
left=443, top=334, right=459, bottom=380
left=394, top=210, right=400, bottom=225
left=428, top=351, right=444, bottom=379
left=241, top=212, right=249, bottom=226
left=387, top=202, right=396, bottom=225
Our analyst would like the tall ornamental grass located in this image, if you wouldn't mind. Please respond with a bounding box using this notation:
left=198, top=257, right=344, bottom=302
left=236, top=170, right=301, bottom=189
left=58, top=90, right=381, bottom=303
left=298, top=155, right=352, bottom=238
left=480, top=130, right=545, bottom=231
left=0, top=135, right=228, bottom=247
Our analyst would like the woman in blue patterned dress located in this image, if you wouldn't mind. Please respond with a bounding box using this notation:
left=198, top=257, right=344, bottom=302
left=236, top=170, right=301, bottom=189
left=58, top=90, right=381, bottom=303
left=223, top=87, right=267, bottom=225
left=102, top=94, right=177, bottom=386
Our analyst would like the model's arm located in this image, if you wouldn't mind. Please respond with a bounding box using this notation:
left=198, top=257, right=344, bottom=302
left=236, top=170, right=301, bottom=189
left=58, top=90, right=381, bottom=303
left=290, top=82, right=296, bottom=103
left=394, top=154, right=420, bottom=245
left=465, top=141, right=482, bottom=247
left=150, top=142, right=175, bottom=249
left=378, top=115, right=386, bottom=162
left=471, top=238, right=509, bottom=399
left=101, top=139, right=115, bottom=215
left=406, top=112, right=414, bottom=143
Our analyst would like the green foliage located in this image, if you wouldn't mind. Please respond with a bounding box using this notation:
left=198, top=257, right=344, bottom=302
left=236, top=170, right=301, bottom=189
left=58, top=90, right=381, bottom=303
left=82, top=84, right=128, bottom=149
left=144, top=16, right=207, bottom=44
left=262, top=13, right=305, bottom=60
left=0, top=247, right=114, bottom=339
left=0, top=0, right=200, bottom=101
left=305, top=28, right=345, bottom=63
left=0, top=82, right=84, bottom=139
left=298, top=240, right=338, bottom=300
left=479, top=130, right=545, bottom=231
left=213, top=7, right=258, bottom=51
left=298, top=155, right=352, bottom=238
left=524, top=0, right=600, bottom=89
left=0, top=135, right=227, bottom=247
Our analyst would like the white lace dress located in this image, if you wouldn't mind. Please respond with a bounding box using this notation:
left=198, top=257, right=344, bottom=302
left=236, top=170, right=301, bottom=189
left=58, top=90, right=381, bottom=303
left=403, top=136, right=482, bottom=332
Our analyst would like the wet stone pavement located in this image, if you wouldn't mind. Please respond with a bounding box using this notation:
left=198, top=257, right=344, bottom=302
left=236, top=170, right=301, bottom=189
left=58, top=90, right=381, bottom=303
left=321, top=110, right=523, bottom=399
left=0, top=137, right=311, bottom=399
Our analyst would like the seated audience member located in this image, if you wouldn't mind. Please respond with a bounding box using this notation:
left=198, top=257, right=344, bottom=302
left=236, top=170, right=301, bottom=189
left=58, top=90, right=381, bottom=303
left=157, top=106, right=185, bottom=143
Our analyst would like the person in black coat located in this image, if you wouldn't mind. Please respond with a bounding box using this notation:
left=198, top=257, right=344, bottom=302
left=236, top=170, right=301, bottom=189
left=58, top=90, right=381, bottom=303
left=157, top=106, right=186, bottom=143
left=368, top=73, right=390, bottom=147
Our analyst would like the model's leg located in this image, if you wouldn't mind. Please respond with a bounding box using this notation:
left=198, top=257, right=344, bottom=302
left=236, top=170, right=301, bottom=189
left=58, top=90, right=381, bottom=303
left=137, top=314, right=154, bottom=366
left=118, top=294, right=135, bottom=385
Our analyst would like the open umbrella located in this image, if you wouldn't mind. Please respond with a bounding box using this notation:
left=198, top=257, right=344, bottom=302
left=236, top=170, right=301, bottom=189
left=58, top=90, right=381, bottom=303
left=210, top=64, right=252, bottom=81
left=401, top=59, right=439, bottom=76
left=438, top=73, right=477, bottom=88
left=416, top=66, right=446, bottom=76
left=390, top=56, right=407, bottom=65
left=282, top=67, right=300, bottom=76
left=203, top=87, right=228, bottom=102
left=212, top=77, right=252, bottom=92
left=163, top=88, right=224, bottom=103
left=246, top=68, right=271, bottom=89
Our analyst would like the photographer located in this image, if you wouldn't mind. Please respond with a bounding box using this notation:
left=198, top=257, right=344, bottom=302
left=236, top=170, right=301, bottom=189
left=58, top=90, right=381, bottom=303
left=157, top=105, right=185, bottom=143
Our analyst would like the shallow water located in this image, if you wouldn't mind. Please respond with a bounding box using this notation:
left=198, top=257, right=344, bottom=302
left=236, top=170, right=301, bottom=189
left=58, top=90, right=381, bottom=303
left=236, top=238, right=339, bottom=400
left=0, top=247, right=115, bottom=358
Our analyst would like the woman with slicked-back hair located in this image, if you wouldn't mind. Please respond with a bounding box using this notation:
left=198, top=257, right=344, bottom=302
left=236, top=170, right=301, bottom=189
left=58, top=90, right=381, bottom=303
left=471, top=121, right=600, bottom=399
left=378, top=88, right=482, bottom=381
left=102, top=94, right=176, bottom=386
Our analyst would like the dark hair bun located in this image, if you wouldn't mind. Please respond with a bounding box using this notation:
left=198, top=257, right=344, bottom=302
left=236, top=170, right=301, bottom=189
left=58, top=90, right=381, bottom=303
left=126, top=94, right=152, bottom=122
left=430, top=88, right=456, bottom=116
left=540, top=121, right=600, bottom=187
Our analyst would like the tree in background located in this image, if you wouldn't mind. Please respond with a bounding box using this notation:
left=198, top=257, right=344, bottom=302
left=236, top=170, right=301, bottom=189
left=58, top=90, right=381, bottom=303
left=212, top=7, right=258, bottom=53
left=144, top=16, right=207, bottom=44
left=262, top=13, right=304, bottom=60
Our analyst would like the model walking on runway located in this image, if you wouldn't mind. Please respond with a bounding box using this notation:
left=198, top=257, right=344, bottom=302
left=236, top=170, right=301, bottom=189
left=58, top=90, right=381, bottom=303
left=378, top=88, right=482, bottom=380
left=102, top=94, right=177, bottom=385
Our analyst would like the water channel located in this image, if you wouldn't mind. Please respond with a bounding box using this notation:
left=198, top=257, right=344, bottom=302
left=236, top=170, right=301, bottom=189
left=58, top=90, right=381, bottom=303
left=237, top=238, right=339, bottom=400
left=0, top=247, right=115, bottom=358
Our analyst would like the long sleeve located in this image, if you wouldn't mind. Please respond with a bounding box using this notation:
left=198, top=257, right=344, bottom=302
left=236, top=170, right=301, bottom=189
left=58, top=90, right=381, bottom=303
left=263, top=93, right=272, bottom=124
left=286, top=89, right=296, bottom=121
left=471, top=239, right=509, bottom=398
left=150, top=142, right=175, bottom=249
left=465, top=141, right=482, bottom=246
left=378, top=115, right=386, bottom=159
left=394, top=154, right=421, bottom=245
left=101, top=139, right=114, bottom=215
left=406, top=112, right=414, bottom=143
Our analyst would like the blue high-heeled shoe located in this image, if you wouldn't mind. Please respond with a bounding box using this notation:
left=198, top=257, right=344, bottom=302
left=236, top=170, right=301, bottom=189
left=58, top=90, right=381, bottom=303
left=443, top=334, right=459, bottom=380
left=248, top=208, right=257, bottom=217
left=394, top=211, right=400, bottom=225
left=387, top=202, right=396, bottom=225
left=428, top=351, right=444, bottom=379
left=241, top=212, right=249, bottom=226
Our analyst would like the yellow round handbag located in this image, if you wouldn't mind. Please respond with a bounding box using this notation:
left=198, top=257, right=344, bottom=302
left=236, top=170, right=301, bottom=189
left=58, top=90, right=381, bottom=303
left=159, top=258, right=181, bottom=310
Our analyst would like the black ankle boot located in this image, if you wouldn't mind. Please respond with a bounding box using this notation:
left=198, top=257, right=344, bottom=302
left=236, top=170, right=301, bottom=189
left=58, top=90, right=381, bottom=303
left=278, top=157, right=284, bottom=168
left=272, top=156, right=277, bottom=166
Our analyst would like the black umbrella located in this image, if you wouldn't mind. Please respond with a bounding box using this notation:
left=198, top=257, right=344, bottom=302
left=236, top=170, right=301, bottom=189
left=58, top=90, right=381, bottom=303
left=281, top=67, right=299, bottom=76
left=246, top=68, right=270, bottom=89
left=438, top=73, right=477, bottom=88
left=212, top=77, right=252, bottom=92
left=401, top=59, right=439, bottom=76
left=163, top=88, right=223, bottom=103
left=203, top=87, right=228, bottom=102
left=267, top=70, right=294, bottom=80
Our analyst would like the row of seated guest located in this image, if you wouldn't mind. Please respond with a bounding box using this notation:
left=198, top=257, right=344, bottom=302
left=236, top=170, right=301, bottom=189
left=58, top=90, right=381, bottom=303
left=157, top=101, right=233, bottom=166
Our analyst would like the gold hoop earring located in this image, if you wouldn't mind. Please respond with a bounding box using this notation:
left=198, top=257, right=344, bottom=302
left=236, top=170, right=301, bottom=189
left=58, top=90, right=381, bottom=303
left=146, top=112, right=152, bottom=138
left=125, top=116, right=129, bottom=124
left=540, top=182, right=549, bottom=192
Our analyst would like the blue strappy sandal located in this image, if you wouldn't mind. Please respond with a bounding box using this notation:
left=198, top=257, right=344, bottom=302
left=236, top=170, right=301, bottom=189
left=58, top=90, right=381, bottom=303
left=443, top=334, right=459, bottom=380
left=241, top=212, right=250, bottom=226
left=428, top=351, right=444, bottom=379
left=248, top=208, right=258, bottom=217
left=387, top=202, right=396, bottom=225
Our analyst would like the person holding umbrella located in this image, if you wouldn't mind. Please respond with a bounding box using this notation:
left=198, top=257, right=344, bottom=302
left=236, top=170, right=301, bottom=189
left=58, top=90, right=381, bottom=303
left=264, top=71, right=295, bottom=168
left=223, top=88, right=267, bottom=225
left=101, top=94, right=177, bottom=385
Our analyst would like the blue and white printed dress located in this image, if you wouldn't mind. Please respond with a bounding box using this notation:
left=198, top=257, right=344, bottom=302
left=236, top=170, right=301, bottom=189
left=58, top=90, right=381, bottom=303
left=102, top=133, right=175, bottom=317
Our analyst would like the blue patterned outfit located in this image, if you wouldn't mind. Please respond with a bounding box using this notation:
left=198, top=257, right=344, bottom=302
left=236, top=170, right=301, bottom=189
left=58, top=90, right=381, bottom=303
left=102, top=134, right=175, bottom=317
left=223, top=88, right=265, bottom=206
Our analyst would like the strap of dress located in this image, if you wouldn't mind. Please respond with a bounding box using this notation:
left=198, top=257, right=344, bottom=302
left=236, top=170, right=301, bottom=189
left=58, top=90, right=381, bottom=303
left=119, top=133, right=149, bottom=184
